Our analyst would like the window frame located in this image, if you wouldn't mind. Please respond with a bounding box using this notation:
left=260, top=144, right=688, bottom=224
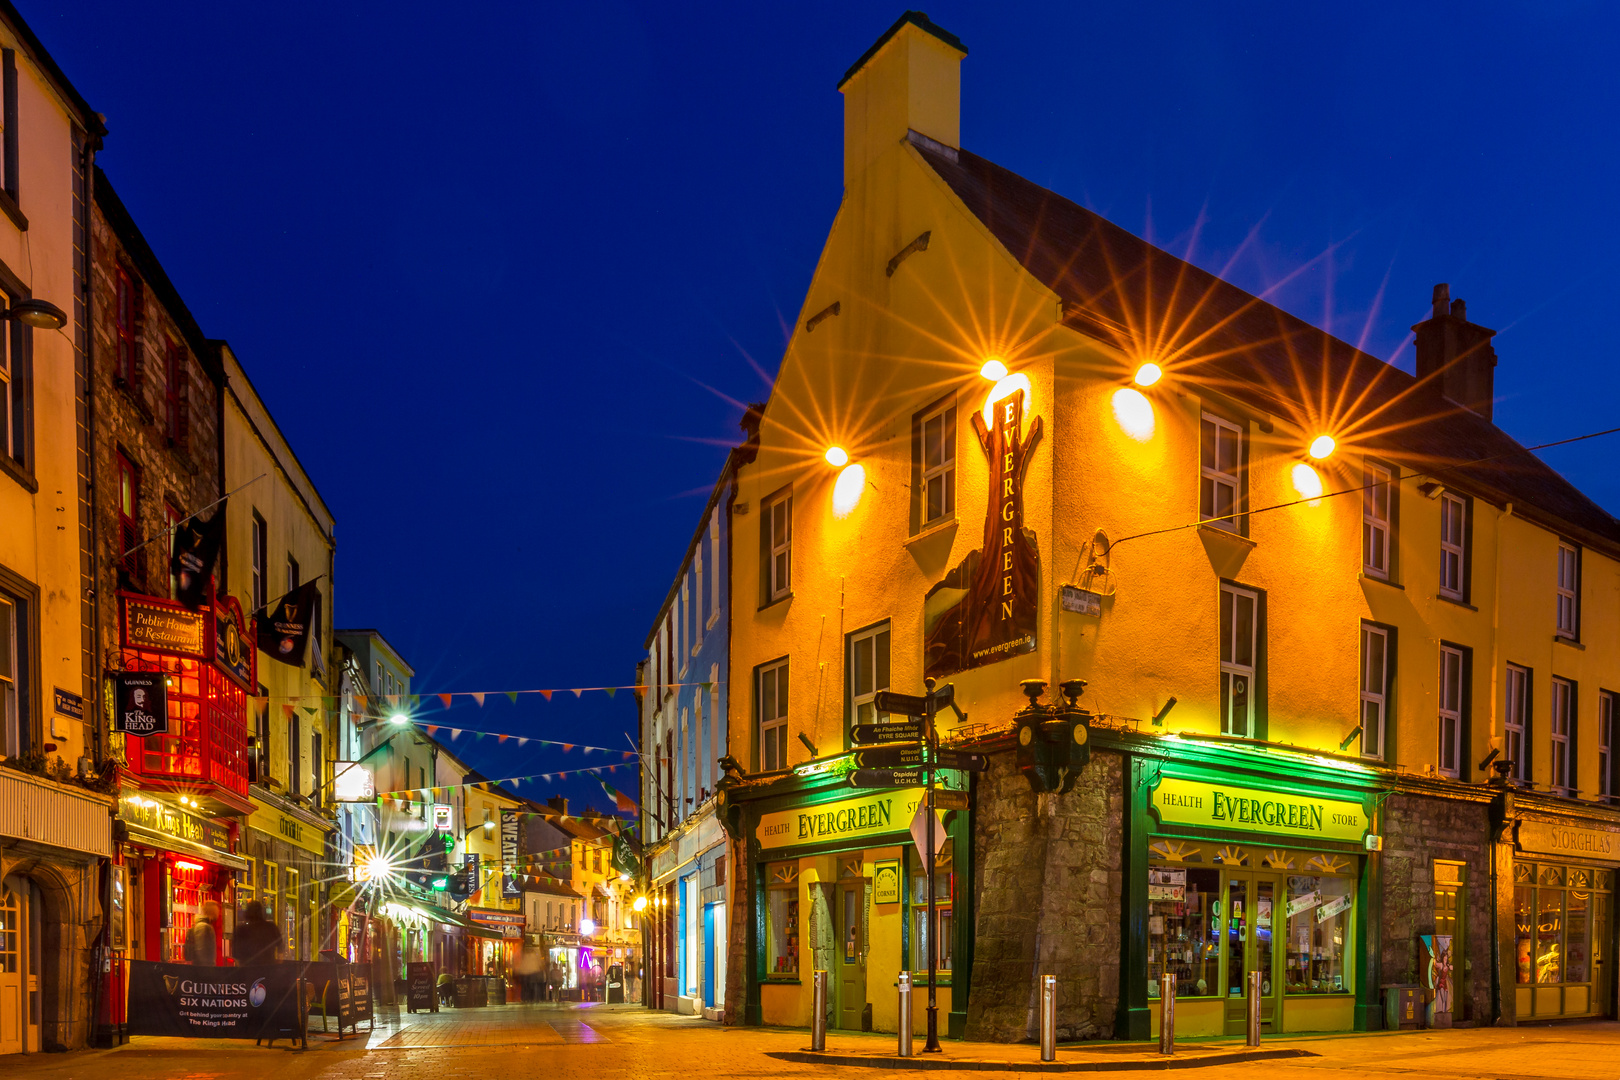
left=1438, top=491, right=1468, bottom=601
left=115, top=266, right=139, bottom=385
left=1199, top=411, right=1245, bottom=534
left=164, top=339, right=184, bottom=447
left=846, top=620, right=892, bottom=736
left=1362, top=461, right=1395, bottom=581
left=116, top=451, right=140, bottom=580
left=0, top=585, right=25, bottom=759
left=1556, top=542, right=1580, bottom=640
left=760, top=487, right=792, bottom=606
left=0, top=48, right=16, bottom=205
left=1505, top=663, right=1531, bottom=784
left=165, top=503, right=184, bottom=600
left=1550, top=677, right=1575, bottom=797
left=1218, top=581, right=1261, bottom=738
left=0, top=265, right=32, bottom=475
left=1359, top=622, right=1393, bottom=761
left=1438, top=644, right=1466, bottom=778
left=914, top=397, right=958, bottom=532
left=756, top=657, right=789, bottom=772
left=1598, top=690, right=1617, bottom=804
left=251, top=510, right=267, bottom=612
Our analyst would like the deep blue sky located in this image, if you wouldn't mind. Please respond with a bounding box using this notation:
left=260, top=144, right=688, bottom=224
left=38, top=3, right=1620, bottom=812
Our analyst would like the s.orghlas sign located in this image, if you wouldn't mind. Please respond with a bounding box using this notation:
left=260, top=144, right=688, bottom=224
left=923, top=378, right=1043, bottom=678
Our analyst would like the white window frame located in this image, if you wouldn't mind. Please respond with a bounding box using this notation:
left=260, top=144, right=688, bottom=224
left=1438, top=645, right=1464, bottom=778
left=848, top=622, right=892, bottom=729
left=1550, top=677, right=1574, bottom=796
left=1556, top=542, right=1579, bottom=639
left=920, top=400, right=957, bottom=528
left=709, top=516, right=721, bottom=628
left=1505, top=663, right=1530, bottom=784
left=759, top=658, right=789, bottom=772
left=0, top=294, right=12, bottom=463
left=1218, top=583, right=1258, bottom=737
left=1359, top=623, right=1390, bottom=760
left=765, top=491, right=792, bottom=603
left=1439, top=492, right=1466, bottom=600
left=1199, top=413, right=1243, bottom=532
left=693, top=551, right=703, bottom=652
left=250, top=512, right=266, bottom=611
left=1599, top=690, right=1616, bottom=802
left=677, top=582, right=688, bottom=677
left=0, top=593, right=16, bottom=757
left=1363, top=462, right=1393, bottom=580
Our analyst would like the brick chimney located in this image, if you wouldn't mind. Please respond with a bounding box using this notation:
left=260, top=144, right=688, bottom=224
left=547, top=796, right=568, bottom=816
left=1412, top=283, right=1498, bottom=421
left=838, top=11, right=967, bottom=187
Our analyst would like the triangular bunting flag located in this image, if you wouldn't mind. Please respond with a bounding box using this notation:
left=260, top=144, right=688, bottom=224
left=282, top=704, right=296, bottom=719
left=410, top=695, right=420, bottom=708
left=506, top=692, right=520, bottom=704
left=604, top=687, right=617, bottom=699
left=425, top=725, right=439, bottom=735
left=562, top=744, right=574, bottom=753
left=450, top=728, right=461, bottom=739
left=497, top=734, right=508, bottom=744
left=438, top=693, right=453, bottom=708
left=472, top=693, right=485, bottom=707
left=539, top=690, right=553, bottom=702
left=302, top=705, right=319, bottom=716
left=571, top=689, right=584, bottom=699
left=517, top=737, right=528, bottom=746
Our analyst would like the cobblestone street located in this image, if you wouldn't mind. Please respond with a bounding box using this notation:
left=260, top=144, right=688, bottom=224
left=2, top=1005, right=1617, bottom=1080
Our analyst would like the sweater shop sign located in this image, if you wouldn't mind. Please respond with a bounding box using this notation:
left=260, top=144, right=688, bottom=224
left=924, top=377, right=1043, bottom=678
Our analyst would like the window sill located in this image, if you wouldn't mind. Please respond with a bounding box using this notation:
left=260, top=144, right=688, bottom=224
left=1555, top=635, right=1585, bottom=650
left=707, top=612, right=720, bottom=631
left=1437, top=593, right=1476, bottom=611
left=1360, top=573, right=1402, bottom=590
left=758, top=593, right=793, bottom=613
left=0, top=451, right=36, bottom=493
left=1197, top=522, right=1254, bottom=547
left=0, top=189, right=27, bottom=232
left=907, top=517, right=958, bottom=547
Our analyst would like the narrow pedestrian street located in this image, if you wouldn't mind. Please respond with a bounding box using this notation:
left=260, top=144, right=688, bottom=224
left=2, top=1006, right=1615, bottom=1080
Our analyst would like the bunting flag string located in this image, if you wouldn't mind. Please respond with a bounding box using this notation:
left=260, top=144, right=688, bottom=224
left=376, top=761, right=639, bottom=803
left=245, top=681, right=721, bottom=706
left=409, top=725, right=636, bottom=757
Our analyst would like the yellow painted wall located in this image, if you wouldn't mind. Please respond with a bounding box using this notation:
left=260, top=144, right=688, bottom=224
left=221, top=345, right=336, bottom=804
left=0, top=32, right=90, bottom=769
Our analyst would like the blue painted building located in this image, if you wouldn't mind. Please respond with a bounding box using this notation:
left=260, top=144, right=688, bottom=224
left=640, top=432, right=750, bottom=1018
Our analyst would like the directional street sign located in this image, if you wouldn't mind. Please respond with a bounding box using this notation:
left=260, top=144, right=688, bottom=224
left=854, top=744, right=925, bottom=769
left=851, top=720, right=925, bottom=745
left=936, top=749, right=989, bottom=773
left=933, top=789, right=970, bottom=811
left=849, top=767, right=927, bottom=788
left=872, top=690, right=930, bottom=717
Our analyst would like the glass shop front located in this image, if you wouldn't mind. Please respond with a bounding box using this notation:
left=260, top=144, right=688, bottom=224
left=1144, top=770, right=1372, bottom=1038
left=1511, top=816, right=1618, bottom=1021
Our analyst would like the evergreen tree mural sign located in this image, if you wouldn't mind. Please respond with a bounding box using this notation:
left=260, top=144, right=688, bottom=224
left=923, top=382, right=1042, bottom=678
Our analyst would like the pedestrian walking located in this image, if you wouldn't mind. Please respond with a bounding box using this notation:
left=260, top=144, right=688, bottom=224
left=184, top=901, right=221, bottom=966
left=232, top=899, right=283, bottom=966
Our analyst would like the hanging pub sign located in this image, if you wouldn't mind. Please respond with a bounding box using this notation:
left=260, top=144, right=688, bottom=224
left=256, top=579, right=321, bottom=667
left=115, top=670, right=169, bottom=736
left=170, top=507, right=226, bottom=612
left=123, top=596, right=207, bottom=657
left=212, top=594, right=254, bottom=689
left=923, top=379, right=1043, bottom=677
left=501, top=808, right=522, bottom=899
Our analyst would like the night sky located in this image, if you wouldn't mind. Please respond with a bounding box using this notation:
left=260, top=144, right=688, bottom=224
left=38, top=3, right=1620, bottom=812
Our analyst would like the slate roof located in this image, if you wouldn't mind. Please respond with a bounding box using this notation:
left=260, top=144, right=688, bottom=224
left=913, top=139, right=1620, bottom=555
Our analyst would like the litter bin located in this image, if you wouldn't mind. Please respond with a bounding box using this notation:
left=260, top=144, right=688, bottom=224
left=1382, top=984, right=1422, bottom=1029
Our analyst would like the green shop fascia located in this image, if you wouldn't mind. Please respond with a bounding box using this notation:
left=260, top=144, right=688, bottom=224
left=1120, top=735, right=1387, bottom=1040
left=721, top=758, right=974, bottom=1036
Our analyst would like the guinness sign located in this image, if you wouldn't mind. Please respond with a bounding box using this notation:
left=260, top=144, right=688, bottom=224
left=115, top=671, right=169, bottom=736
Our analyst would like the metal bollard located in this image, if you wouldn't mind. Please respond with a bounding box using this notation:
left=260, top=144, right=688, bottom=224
left=1246, top=969, right=1262, bottom=1047
left=811, top=971, right=828, bottom=1051
left=898, top=972, right=913, bottom=1057
left=1157, top=973, right=1175, bottom=1055
left=1039, top=974, right=1057, bottom=1062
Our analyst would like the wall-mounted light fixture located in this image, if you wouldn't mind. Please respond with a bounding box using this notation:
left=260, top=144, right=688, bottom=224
left=1132, top=362, right=1163, bottom=388
left=824, top=445, right=848, bottom=468
left=2, top=298, right=67, bottom=331
left=1151, top=697, right=1178, bottom=727
left=979, top=358, right=1009, bottom=381
left=1308, top=435, right=1337, bottom=460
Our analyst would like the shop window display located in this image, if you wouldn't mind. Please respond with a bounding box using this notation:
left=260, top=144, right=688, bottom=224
left=1284, top=875, right=1352, bottom=994
left=907, top=850, right=953, bottom=976
left=1513, top=862, right=1612, bottom=1018
left=765, top=862, right=799, bottom=976
left=1146, top=865, right=1219, bottom=997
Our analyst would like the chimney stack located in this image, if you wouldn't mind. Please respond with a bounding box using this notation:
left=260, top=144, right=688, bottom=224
left=547, top=796, right=568, bottom=817
left=838, top=11, right=967, bottom=187
left=1413, top=283, right=1498, bottom=422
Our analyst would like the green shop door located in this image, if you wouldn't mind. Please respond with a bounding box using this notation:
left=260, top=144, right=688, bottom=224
left=1222, top=872, right=1281, bottom=1035
left=837, top=878, right=867, bottom=1029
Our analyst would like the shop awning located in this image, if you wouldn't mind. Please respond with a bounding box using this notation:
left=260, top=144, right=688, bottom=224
left=123, top=821, right=250, bottom=873
left=467, top=924, right=506, bottom=940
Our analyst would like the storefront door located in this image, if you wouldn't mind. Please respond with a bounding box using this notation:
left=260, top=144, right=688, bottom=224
left=0, top=875, right=38, bottom=1055
left=836, top=879, right=866, bottom=1030
left=1222, top=872, right=1280, bottom=1035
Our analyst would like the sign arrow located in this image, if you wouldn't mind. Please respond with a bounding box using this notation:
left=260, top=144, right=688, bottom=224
left=851, top=720, right=925, bottom=745
left=935, top=749, right=989, bottom=773
left=854, top=745, right=926, bottom=769
left=873, top=690, right=930, bottom=717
